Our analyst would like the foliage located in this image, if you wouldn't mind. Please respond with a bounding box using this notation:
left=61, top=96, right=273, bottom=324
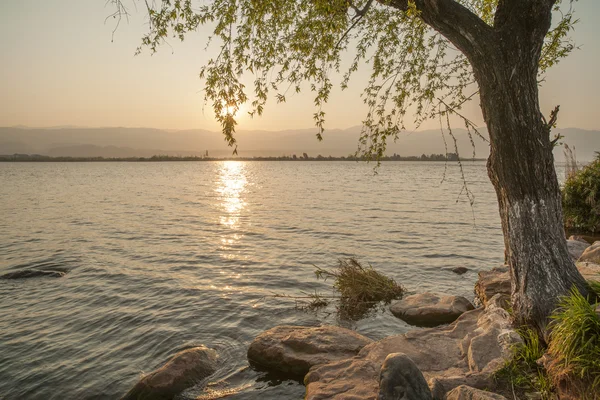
left=494, top=327, right=554, bottom=399
left=589, top=279, right=600, bottom=298
left=315, top=258, right=404, bottom=319
left=562, top=154, right=600, bottom=233
left=548, top=288, right=600, bottom=398
left=111, top=0, right=578, bottom=159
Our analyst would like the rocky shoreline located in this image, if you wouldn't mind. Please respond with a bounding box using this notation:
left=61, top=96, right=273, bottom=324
left=121, top=237, right=600, bottom=399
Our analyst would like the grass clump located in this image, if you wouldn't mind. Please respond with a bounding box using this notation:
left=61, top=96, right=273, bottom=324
left=547, top=288, right=600, bottom=399
left=494, top=327, right=551, bottom=398
left=562, top=153, right=600, bottom=233
left=495, top=287, right=600, bottom=399
left=315, top=258, right=404, bottom=320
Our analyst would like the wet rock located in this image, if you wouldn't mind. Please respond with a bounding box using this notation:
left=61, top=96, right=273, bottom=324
left=474, top=266, right=511, bottom=306
left=452, top=267, right=469, bottom=275
left=247, top=325, right=372, bottom=377
left=122, top=346, right=218, bottom=400
left=578, top=241, right=600, bottom=264
left=567, top=239, right=590, bottom=260
left=378, top=353, right=432, bottom=400
left=305, top=294, right=519, bottom=400
left=1, top=269, right=67, bottom=279
left=445, top=385, right=507, bottom=400
left=390, top=293, right=474, bottom=327
left=568, top=235, right=591, bottom=244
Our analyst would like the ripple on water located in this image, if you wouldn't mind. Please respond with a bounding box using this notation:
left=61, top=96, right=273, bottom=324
left=0, top=161, right=512, bottom=399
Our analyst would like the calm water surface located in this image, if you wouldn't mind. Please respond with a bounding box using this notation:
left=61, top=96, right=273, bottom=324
left=0, top=161, right=539, bottom=399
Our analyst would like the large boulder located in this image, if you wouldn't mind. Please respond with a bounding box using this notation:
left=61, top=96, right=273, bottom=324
left=567, top=239, right=590, bottom=260
left=445, top=385, right=507, bottom=400
left=474, top=266, right=511, bottom=306
left=390, top=293, right=474, bottom=327
left=247, top=325, right=372, bottom=376
left=578, top=241, right=600, bottom=264
left=122, top=346, right=218, bottom=400
left=305, top=294, right=520, bottom=400
left=378, top=353, right=432, bottom=400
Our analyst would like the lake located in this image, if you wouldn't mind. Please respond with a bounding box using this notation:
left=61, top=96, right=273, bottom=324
left=0, top=161, right=550, bottom=399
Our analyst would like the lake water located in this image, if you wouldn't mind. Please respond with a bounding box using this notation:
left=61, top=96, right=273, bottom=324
left=0, top=161, right=553, bottom=399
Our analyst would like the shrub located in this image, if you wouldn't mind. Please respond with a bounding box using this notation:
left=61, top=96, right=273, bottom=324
left=548, top=288, right=600, bottom=399
left=562, top=154, right=600, bottom=233
left=315, top=258, right=404, bottom=319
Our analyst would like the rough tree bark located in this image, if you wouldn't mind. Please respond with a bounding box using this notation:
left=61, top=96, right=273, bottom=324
left=386, top=0, right=590, bottom=335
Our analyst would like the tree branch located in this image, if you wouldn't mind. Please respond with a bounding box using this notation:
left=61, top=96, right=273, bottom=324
left=380, top=0, right=496, bottom=62
left=494, top=0, right=556, bottom=59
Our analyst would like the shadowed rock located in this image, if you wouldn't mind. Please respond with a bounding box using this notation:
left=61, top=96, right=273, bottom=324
left=445, top=385, right=507, bottom=400
left=474, top=266, right=511, bottom=306
left=122, top=346, right=218, bottom=400
left=378, top=353, right=432, bottom=400
left=1, top=269, right=68, bottom=279
left=452, top=267, right=469, bottom=275
left=390, top=293, right=474, bottom=327
left=567, top=239, right=590, bottom=260
left=247, top=325, right=372, bottom=377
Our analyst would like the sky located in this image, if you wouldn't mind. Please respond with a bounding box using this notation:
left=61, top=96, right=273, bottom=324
left=0, top=0, right=599, bottom=132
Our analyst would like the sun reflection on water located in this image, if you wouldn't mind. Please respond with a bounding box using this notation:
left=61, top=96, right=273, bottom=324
left=215, top=161, right=250, bottom=269
left=216, top=161, right=247, bottom=229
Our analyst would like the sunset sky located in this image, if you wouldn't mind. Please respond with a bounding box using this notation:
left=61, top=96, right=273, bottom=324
left=1, top=0, right=599, bottom=132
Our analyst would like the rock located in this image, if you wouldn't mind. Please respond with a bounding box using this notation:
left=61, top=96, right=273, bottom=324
left=474, top=266, right=511, bottom=306
left=247, top=325, right=372, bottom=377
left=378, top=353, right=432, bottom=400
left=122, top=346, right=218, bottom=400
left=578, top=241, right=600, bottom=264
left=445, top=385, right=507, bottom=400
left=390, top=293, right=474, bottom=327
left=428, top=378, right=446, bottom=400
left=567, top=239, right=590, bottom=260
left=568, top=235, right=591, bottom=244
left=576, top=261, right=600, bottom=281
left=305, top=294, right=520, bottom=399
left=0, top=269, right=67, bottom=279
left=452, top=267, right=469, bottom=275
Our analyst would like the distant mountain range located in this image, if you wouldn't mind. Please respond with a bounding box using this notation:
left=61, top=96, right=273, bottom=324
left=1, top=126, right=598, bottom=161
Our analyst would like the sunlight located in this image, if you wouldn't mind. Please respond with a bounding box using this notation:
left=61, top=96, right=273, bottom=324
left=215, top=161, right=247, bottom=229
left=219, top=102, right=246, bottom=119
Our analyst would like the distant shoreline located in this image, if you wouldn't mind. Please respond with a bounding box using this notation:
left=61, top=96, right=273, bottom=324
left=0, top=154, right=486, bottom=162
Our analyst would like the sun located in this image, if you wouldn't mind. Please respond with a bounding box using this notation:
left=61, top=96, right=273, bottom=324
left=219, top=101, right=246, bottom=118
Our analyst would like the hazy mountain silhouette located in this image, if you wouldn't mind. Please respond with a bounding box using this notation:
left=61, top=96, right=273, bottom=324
left=1, top=126, right=598, bottom=160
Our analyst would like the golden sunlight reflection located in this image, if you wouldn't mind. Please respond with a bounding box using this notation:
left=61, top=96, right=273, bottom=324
left=216, top=161, right=247, bottom=229
left=215, top=161, right=250, bottom=265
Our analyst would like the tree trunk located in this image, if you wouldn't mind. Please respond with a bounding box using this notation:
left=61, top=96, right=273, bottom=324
left=473, top=41, right=589, bottom=337
left=383, top=0, right=591, bottom=336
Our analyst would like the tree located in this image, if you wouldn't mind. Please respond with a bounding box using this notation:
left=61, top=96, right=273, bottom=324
left=111, top=0, right=590, bottom=335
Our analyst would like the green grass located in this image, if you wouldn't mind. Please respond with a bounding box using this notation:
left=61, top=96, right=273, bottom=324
left=548, top=288, right=600, bottom=399
left=589, top=279, right=600, bottom=298
left=494, top=327, right=552, bottom=398
left=495, top=287, right=600, bottom=399
left=315, top=258, right=404, bottom=319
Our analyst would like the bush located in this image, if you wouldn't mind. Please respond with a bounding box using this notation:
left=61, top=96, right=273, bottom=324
left=548, top=288, right=600, bottom=399
left=315, top=258, right=404, bottom=319
left=562, top=154, right=600, bottom=233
